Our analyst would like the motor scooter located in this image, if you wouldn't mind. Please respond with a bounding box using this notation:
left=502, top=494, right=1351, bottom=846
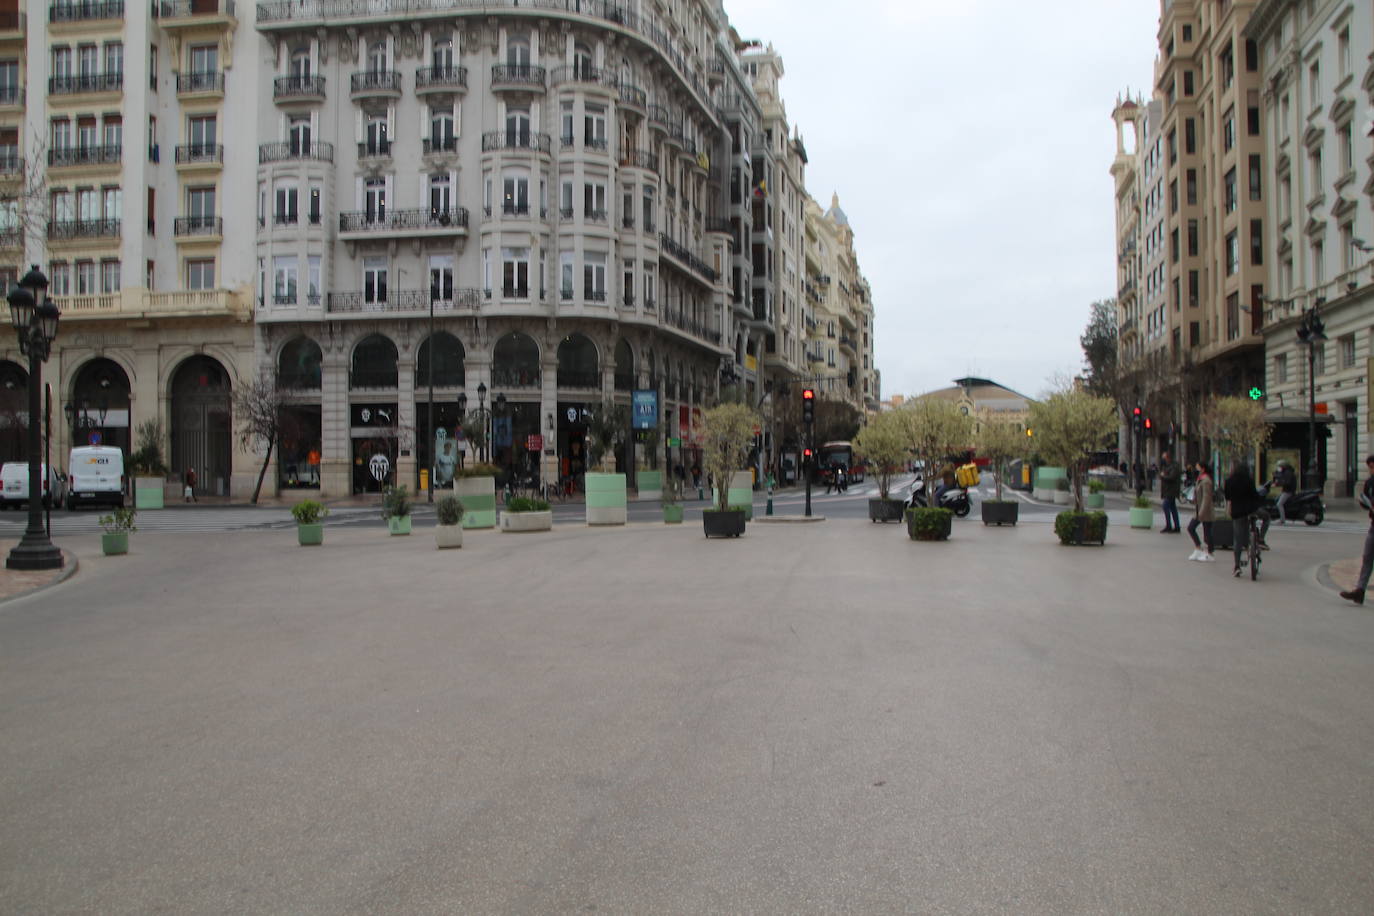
left=1259, top=483, right=1324, bottom=526
left=905, top=479, right=971, bottom=518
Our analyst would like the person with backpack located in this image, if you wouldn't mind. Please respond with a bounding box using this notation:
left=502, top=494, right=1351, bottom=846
left=1223, top=462, right=1269, bottom=577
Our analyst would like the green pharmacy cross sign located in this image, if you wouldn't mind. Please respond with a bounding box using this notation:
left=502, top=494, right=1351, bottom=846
left=1248, top=387, right=1264, bottom=400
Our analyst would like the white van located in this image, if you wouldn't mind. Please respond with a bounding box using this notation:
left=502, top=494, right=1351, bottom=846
left=67, top=446, right=125, bottom=510
left=0, top=462, right=64, bottom=509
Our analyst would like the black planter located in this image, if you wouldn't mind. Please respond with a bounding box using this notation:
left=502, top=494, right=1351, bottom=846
left=868, top=498, right=906, bottom=522
left=981, top=500, right=1019, bottom=526
left=1055, top=511, right=1108, bottom=546
left=1210, top=518, right=1235, bottom=550
left=703, top=508, right=746, bottom=538
left=906, top=507, right=953, bottom=541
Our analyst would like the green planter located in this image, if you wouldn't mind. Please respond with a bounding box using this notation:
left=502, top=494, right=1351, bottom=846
left=134, top=477, right=164, bottom=509
left=712, top=471, right=754, bottom=520
left=636, top=470, right=663, bottom=500
left=297, top=523, right=324, bottom=546
left=101, top=532, right=128, bottom=555
left=387, top=516, right=412, bottom=535
left=1086, top=492, right=1105, bottom=509
left=662, top=504, right=684, bottom=524
left=586, top=472, right=627, bottom=525
left=1129, top=506, right=1154, bottom=529
left=868, top=498, right=906, bottom=522
left=456, top=476, right=496, bottom=528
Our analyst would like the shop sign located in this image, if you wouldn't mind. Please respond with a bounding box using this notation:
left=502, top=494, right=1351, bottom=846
left=351, top=403, right=398, bottom=427
left=632, top=389, right=658, bottom=429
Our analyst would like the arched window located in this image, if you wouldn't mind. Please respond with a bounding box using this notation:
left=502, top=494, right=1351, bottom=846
left=277, top=336, right=322, bottom=389
left=556, top=333, right=598, bottom=389
left=613, top=338, right=634, bottom=390
left=492, top=331, right=540, bottom=388
left=416, top=332, right=464, bottom=387
left=351, top=334, right=398, bottom=389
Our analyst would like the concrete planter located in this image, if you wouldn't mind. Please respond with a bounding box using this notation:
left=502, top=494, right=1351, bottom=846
left=662, top=504, right=684, bottom=524
left=585, top=472, right=627, bottom=526
left=434, top=524, right=463, bottom=549
left=387, top=516, right=412, bottom=535
left=297, top=523, right=324, bottom=546
left=500, top=510, right=553, bottom=532
left=134, top=476, right=164, bottom=509
left=101, top=532, right=128, bottom=555
left=1086, top=492, right=1106, bottom=509
left=1052, top=489, right=1071, bottom=506
left=456, top=476, right=496, bottom=529
left=636, top=470, right=663, bottom=501
left=1129, top=506, right=1154, bottom=529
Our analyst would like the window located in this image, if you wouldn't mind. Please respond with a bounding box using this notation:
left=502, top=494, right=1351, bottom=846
left=1280, top=94, right=1290, bottom=138
left=49, top=263, right=70, bottom=296
left=1226, top=292, right=1240, bottom=340
left=584, top=105, right=607, bottom=150
left=1186, top=168, right=1197, bottom=205
left=1220, top=44, right=1234, bottom=89
left=1311, top=239, right=1324, bottom=287
left=1186, top=117, right=1196, bottom=154
left=308, top=255, right=321, bottom=305
left=149, top=44, right=156, bottom=90
left=274, top=182, right=298, bottom=224
left=1313, top=343, right=1326, bottom=377
left=1280, top=174, right=1292, bottom=221
left=1224, top=168, right=1237, bottom=213
left=1338, top=28, right=1350, bottom=78
left=1182, top=24, right=1191, bottom=41
left=1244, top=39, right=1257, bottom=72
left=1250, top=219, right=1262, bottom=266
left=429, top=253, right=453, bottom=302
left=622, top=259, right=634, bottom=304
left=1189, top=321, right=1200, bottom=347
left=1167, top=129, right=1176, bottom=164
left=189, top=258, right=215, bottom=289
left=51, top=46, right=71, bottom=79
left=1221, top=110, right=1233, bottom=152
left=103, top=114, right=121, bottom=150
left=1308, top=60, right=1319, bottom=107
left=364, top=115, right=388, bottom=154
left=100, top=259, right=120, bottom=293
left=363, top=256, right=387, bottom=304
left=429, top=104, right=455, bottom=150
left=363, top=177, right=385, bottom=221
left=78, top=44, right=97, bottom=77
left=502, top=171, right=529, bottom=215
left=188, top=114, right=216, bottom=151
left=188, top=186, right=215, bottom=225
left=1187, top=219, right=1198, bottom=256
left=1226, top=231, right=1239, bottom=275
left=189, top=43, right=216, bottom=74
left=1341, top=335, right=1355, bottom=369
left=367, top=41, right=387, bottom=74
left=642, top=185, right=655, bottom=232
left=432, top=37, right=454, bottom=72
left=290, top=49, right=311, bottom=80
left=559, top=251, right=573, bottom=299
left=507, top=38, right=530, bottom=67
left=1338, top=123, right=1353, bottom=175
left=1275, top=352, right=1289, bottom=383
left=583, top=252, right=606, bottom=300
left=76, top=116, right=96, bottom=151
left=272, top=255, right=297, bottom=303
left=504, top=108, right=530, bottom=147
left=1248, top=154, right=1261, bottom=201
left=1183, top=70, right=1193, bottom=95
left=104, top=42, right=122, bottom=78
left=430, top=173, right=452, bottom=216
left=1188, top=270, right=1198, bottom=307
left=308, top=185, right=321, bottom=225
left=560, top=102, right=573, bottom=146
left=501, top=247, right=529, bottom=297
left=583, top=181, right=607, bottom=220
left=75, top=260, right=96, bottom=295
left=51, top=118, right=71, bottom=151
left=1309, top=147, right=1322, bottom=192
left=289, top=115, right=311, bottom=154
left=1170, top=227, right=1179, bottom=263
left=1169, top=179, right=1177, bottom=214
left=643, top=262, right=656, bottom=306
left=76, top=187, right=97, bottom=221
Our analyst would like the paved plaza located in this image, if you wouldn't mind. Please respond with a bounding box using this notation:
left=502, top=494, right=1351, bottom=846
left=1, top=515, right=1371, bottom=913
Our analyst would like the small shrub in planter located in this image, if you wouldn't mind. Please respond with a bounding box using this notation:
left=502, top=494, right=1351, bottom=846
left=1085, top=478, right=1106, bottom=508
left=1055, top=510, right=1108, bottom=545
left=1129, top=494, right=1154, bottom=529
left=906, top=506, right=953, bottom=541
left=435, top=494, right=465, bottom=549
left=291, top=499, right=328, bottom=546
left=382, top=485, right=413, bottom=535
left=99, top=506, right=137, bottom=555
left=453, top=463, right=500, bottom=479
left=506, top=496, right=550, bottom=513
left=500, top=495, right=553, bottom=532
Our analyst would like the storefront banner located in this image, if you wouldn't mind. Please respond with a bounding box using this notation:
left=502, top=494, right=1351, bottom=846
left=632, top=390, right=658, bottom=429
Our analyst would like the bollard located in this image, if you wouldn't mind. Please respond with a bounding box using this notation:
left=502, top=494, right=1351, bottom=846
left=766, top=488, right=774, bottom=516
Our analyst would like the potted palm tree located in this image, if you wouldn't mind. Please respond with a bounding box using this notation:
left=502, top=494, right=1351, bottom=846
left=434, top=493, right=464, bottom=548
left=975, top=412, right=1026, bottom=526
left=585, top=401, right=629, bottom=525
left=291, top=499, right=328, bottom=546
left=1028, top=386, right=1116, bottom=545
left=898, top=398, right=974, bottom=542
left=697, top=402, right=760, bottom=538
left=854, top=409, right=908, bottom=522
left=500, top=495, right=553, bottom=532
left=99, top=506, right=136, bottom=555
left=129, top=419, right=169, bottom=509
left=381, top=484, right=412, bottom=535
left=454, top=462, right=499, bottom=529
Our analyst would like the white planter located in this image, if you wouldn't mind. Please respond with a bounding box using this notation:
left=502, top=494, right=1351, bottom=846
left=500, top=510, right=553, bottom=532
left=434, top=524, right=463, bottom=549
left=1053, top=490, right=1071, bottom=505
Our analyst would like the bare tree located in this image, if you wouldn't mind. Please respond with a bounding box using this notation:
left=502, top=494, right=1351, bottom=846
left=233, top=374, right=289, bottom=504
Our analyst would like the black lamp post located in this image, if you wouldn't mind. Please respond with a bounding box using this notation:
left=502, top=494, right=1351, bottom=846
left=477, top=381, right=487, bottom=462
left=7, top=265, right=63, bottom=571
left=493, top=392, right=506, bottom=470
left=1296, top=304, right=1328, bottom=491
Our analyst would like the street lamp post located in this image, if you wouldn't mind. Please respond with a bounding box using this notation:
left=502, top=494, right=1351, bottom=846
left=477, top=381, right=487, bottom=463
left=6, top=266, right=63, bottom=571
left=1296, top=304, right=1328, bottom=491
left=493, top=392, right=506, bottom=471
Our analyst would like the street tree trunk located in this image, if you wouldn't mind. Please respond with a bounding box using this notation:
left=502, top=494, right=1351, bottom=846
left=251, top=436, right=274, bottom=505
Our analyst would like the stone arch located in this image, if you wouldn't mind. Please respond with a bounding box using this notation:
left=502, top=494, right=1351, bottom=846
left=613, top=337, right=634, bottom=390
left=169, top=354, right=232, bottom=496
left=556, top=332, right=598, bottom=389
left=68, top=357, right=133, bottom=454
left=492, top=330, right=540, bottom=388
left=351, top=333, right=399, bottom=389
left=415, top=331, right=464, bottom=387
left=0, top=360, right=27, bottom=461
left=277, top=335, right=323, bottom=389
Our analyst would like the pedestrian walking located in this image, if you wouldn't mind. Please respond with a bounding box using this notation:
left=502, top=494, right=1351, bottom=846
left=1186, top=461, right=1215, bottom=561
left=184, top=466, right=197, bottom=503
left=1271, top=460, right=1297, bottom=524
left=1222, top=462, right=1268, bottom=577
left=1158, top=451, right=1182, bottom=533
left=1339, top=455, right=1374, bottom=604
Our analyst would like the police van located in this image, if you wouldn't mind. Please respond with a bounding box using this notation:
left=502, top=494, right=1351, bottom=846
left=66, top=446, right=125, bottom=510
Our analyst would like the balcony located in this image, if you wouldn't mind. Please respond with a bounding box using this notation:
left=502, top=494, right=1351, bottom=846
left=491, top=368, right=540, bottom=389
left=550, top=65, right=613, bottom=93
left=617, top=83, right=647, bottom=114
left=705, top=217, right=731, bottom=235
left=258, top=141, right=334, bottom=163
left=176, top=71, right=224, bottom=96
left=659, top=233, right=717, bottom=285
left=46, top=218, right=120, bottom=241
left=0, top=84, right=22, bottom=106
left=422, top=136, right=457, bottom=156
left=415, top=65, right=466, bottom=95
left=480, top=131, right=551, bottom=154
left=273, top=75, right=325, bottom=102
left=152, top=0, right=236, bottom=29
left=175, top=143, right=224, bottom=169
left=56, top=288, right=249, bottom=321
left=490, top=64, right=545, bottom=93
left=0, top=228, right=21, bottom=248
left=0, top=152, right=23, bottom=176
left=47, top=145, right=122, bottom=168
left=48, top=72, right=123, bottom=96
left=356, top=140, right=392, bottom=160
left=174, top=215, right=223, bottom=238
left=338, top=207, right=468, bottom=237
left=350, top=69, right=401, bottom=99
left=619, top=149, right=658, bottom=172
left=49, top=0, right=123, bottom=22
left=326, top=288, right=480, bottom=315
left=648, top=104, right=671, bottom=133
left=661, top=307, right=721, bottom=346
left=0, top=10, right=23, bottom=38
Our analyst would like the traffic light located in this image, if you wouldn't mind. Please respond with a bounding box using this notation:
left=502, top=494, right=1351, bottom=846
left=1132, top=405, right=1142, bottom=428
left=1144, top=417, right=1153, bottom=431
left=801, top=388, right=815, bottom=424
left=803, top=447, right=812, bottom=459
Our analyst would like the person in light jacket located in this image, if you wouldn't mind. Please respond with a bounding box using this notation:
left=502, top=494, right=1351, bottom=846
left=1186, top=460, right=1215, bottom=561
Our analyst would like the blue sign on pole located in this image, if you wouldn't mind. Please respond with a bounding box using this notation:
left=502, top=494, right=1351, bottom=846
left=88, top=431, right=101, bottom=445
left=632, top=390, right=658, bottom=430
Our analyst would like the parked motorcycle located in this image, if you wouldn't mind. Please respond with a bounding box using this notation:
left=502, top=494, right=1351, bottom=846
left=905, top=480, right=971, bottom=518
left=1258, top=483, right=1324, bottom=526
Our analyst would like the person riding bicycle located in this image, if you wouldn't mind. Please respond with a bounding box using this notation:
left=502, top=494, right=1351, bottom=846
left=1222, top=462, right=1269, bottom=577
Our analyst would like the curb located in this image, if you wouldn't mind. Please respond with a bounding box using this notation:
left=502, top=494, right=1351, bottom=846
left=0, top=549, right=79, bottom=606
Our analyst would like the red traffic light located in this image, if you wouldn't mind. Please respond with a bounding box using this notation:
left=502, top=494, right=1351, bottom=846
left=1133, top=405, right=1142, bottom=417
left=1144, top=417, right=1153, bottom=430
left=802, top=388, right=815, bottom=400
left=803, top=448, right=813, bottom=457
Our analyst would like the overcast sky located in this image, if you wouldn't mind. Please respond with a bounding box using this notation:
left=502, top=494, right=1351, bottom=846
left=721, top=0, right=1161, bottom=400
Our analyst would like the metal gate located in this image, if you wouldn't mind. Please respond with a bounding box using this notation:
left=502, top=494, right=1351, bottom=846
left=171, top=357, right=231, bottom=496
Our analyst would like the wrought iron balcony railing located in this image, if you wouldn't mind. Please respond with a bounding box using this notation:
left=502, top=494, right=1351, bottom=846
left=422, top=136, right=457, bottom=154
left=258, top=141, right=334, bottom=163
left=658, top=233, right=717, bottom=283
left=273, top=75, right=325, bottom=99
left=350, top=70, right=401, bottom=93
left=0, top=152, right=22, bottom=174
left=357, top=140, right=392, bottom=158
left=48, top=72, right=123, bottom=94
left=0, top=85, right=22, bottom=105
left=49, top=0, right=123, bottom=21
left=617, top=83, right=646, bottom=108
left=174, top=215, right=223, bottom=236
left=175, top=143, right=224, bottom=165
left=415, top=65, right=466, bottom=90
left=490, top=64, right=545, bottom=87
left=47, top=145, right=122, bottom=167
left=47, top=218, right=120, bottom=240
left=619, top=149, right=658, bottom=171
left=480, top=131, right=551, bottom=154
left=338, top=207, right=468, bottom=232
left=153, top=0, right=236, bottom=16
left=491, top=368, right=540, bottom=389
left=328, top=288, right=479, bottom=314
left=176, top=71, right=224, bottom=93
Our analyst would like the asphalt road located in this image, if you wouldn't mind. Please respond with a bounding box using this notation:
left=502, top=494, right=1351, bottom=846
left=1, top=508, right=1370, bottom=913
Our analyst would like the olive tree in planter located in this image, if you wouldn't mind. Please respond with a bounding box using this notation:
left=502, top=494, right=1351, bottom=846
left=854, top=409, right=908, bottom=522
left=896, top=398, right=974, bottom=541
left=1028, top=387, right=1117, bottom=545
left=697, top=402, right=760, bottom=538
left=975, top=412, right=1026, bottom=526
left=1198, top=396, right=1272, bottom=483
left=99, top=506, right=136, bottom=555
left=500, top=496, right=553, bottom=532
left=434, top=494, right=464, bottom=549
left=382, top=484, right=413, bottom=535
left=129, top=419, right=169, bottom=509
left=292, top=499, right=327, bottom=545
left=586, top=401, right=629, bottom=526
left=454, top=463, right=499, bottom=529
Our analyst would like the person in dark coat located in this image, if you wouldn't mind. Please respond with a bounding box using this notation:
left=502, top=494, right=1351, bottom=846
left=1222, top=462, right=1268, bottom=576
left=1158, top=451, right=1182, bottom=533
left=1270, top=460, right=1297, bottom=524
left=1340, top=456, right=1374, bottom=604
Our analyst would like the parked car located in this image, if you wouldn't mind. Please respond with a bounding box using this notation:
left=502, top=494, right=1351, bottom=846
left=0, top=461, right=65, bottom=509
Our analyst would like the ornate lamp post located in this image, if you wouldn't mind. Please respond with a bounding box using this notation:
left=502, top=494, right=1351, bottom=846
left=1296, top=304, right=1328, bottom=490
left=476, top=381, right=487, bottom=462
left=7, top=266, right=63, bottom=570
left=493, top=392, right=506, bottom=470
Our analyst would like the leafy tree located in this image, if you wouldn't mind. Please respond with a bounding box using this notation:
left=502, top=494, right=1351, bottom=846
left=1198, top=396, right=1271, bottom=472
left=129, top=419, right=169, bottom=477
left=696, top=402, right=760, bottom=512
left=975, top=412, right=1028, bottom=502
left=1027, top=387, right=1117, bottom=512
left=1079, top=299, right=1118, bottom=398
left=853, top=410, right=909, bottom=499
left=897, top=399, right=975, bottom=492
left=587, top=400, right=629, bottom=472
